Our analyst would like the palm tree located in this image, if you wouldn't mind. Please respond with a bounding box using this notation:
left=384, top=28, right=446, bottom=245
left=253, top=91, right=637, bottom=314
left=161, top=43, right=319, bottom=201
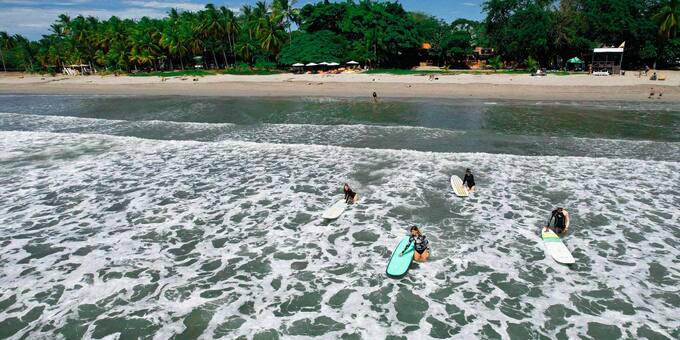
left=181, top=12, right=204, bottom=68
left=220, top=7, right=240, bottom=67
left=70, top=16, right=94, bottom=66
left=0, top=31, right=11, bottom=71
left=199, top=4, right=223, bottom=68
left=162, top=9, right=182, bottom=69
left=258, top=11, right=286, bottom=57
left=239, top=5, right=257, bottom=64
left=273, top=0, right=299, bottom=46
left=654, top=0, right=679, bottom=39
left=56, top=14, right=72, bottom=35
left=238, top=40, right=256, bottom=64
left=127, top=18, right=160, bottom=70
left=12, top=35, right=34, bottom=71
left=48, top=22, right=67, bottom=69
left=161, top=26, right=187, bottom=70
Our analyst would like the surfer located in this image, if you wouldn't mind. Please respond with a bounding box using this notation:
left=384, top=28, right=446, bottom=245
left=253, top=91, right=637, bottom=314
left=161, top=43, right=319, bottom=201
left=545, top=207, right=570, bottom=235
left=343, top=183, right=357, bottom=204
left=462, top=168, right=476, bottom=192
left=401, top=226, right=429, bottom=262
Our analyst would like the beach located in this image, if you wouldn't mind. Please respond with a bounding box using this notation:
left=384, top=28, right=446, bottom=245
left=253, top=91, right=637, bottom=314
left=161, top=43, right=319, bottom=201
left=1, top=71, right=678, bottom=101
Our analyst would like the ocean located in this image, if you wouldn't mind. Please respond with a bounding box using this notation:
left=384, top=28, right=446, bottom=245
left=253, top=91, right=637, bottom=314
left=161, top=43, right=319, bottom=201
left=0, top=94, right=678, bottom=339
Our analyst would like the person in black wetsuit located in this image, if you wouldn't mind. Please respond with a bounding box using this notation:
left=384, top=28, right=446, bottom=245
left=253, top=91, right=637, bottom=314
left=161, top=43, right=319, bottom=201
left=401, top=226, right=430, bottom=262
left=343, top=183, right=357, bottom=204
left=462, top=168, right=476, bottom=192
left=545, top=207, right=570, bottom=235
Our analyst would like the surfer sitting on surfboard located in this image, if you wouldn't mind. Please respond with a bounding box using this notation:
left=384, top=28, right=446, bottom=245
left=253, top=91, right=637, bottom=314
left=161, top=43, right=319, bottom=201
left=462, top=168, right=476, bottom=192
left=343, top=183, right=357, bottom=204
left=545, top=208, right=570, bottom=235
left=401, top=226, right=430, bottom=262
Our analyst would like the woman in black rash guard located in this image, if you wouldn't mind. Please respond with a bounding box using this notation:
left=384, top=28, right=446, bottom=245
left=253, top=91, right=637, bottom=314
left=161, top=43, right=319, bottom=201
left=462, top=168, right=476, bottom=192
left=545, top=207, right=570, bottom=235
left=401, top=226, right=430, bottom=262
left=343, top=183, right=357, bottom=204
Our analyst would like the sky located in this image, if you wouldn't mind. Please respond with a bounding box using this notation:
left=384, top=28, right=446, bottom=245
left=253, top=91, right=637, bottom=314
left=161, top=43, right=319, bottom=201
left=0, top=0, right=486, bottom=40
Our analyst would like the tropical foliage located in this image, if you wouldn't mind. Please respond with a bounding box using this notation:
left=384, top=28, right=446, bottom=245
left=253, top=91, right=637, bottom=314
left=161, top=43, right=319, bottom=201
left=483, top=0, right=680, bottom=67
left=0, top=0, right=678, bottom=73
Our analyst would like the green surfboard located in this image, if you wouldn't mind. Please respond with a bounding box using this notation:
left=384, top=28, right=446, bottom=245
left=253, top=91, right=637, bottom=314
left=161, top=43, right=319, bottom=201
left=386, top=236, right=414, bottom=278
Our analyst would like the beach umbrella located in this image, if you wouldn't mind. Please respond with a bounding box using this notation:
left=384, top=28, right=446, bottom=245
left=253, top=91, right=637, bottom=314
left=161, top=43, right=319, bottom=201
left=319, top=62, right=329, bottom=65
left=346, top=61, right=359, bottom=65
left=567, top=57, right=584, bottom=64
left=327, top=62, right=340, bottom=66
left=292, top=63, right=304, bottom=67
left=305, top=63, right=318, bottom=67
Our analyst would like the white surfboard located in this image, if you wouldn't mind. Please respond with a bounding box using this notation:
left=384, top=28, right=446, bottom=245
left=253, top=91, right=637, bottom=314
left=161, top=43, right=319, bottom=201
left=322, top=199, right=349, bottom=220
left=542, top=229, right=575, bottom=264
left=450, top=175, right=469, bottom=197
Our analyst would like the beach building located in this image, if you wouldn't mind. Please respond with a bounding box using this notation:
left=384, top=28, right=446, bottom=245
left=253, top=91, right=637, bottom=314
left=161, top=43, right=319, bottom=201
left=467, top=47, right=494, bottom=69
left=419, top=42, right=433, bottom=66
left=591, top=43, right=625, bottom=75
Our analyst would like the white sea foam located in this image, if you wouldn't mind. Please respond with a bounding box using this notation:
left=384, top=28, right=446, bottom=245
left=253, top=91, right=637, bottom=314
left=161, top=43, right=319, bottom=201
left=0, top=131, right=678, bottom=339
left=2, top=112, right=679, bottom=163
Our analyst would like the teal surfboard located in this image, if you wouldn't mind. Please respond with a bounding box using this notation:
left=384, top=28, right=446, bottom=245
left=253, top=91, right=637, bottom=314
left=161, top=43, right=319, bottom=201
left=386, top=237, right=414, bottom=278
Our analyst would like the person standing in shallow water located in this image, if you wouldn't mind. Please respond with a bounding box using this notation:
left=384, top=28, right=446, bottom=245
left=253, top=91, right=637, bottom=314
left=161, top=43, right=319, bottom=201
left=401, top=226, right=429, bottom=262
left=462, top=168, right=476, bottom=192
left=545, top=207, right=570, bottom=235
left=372, top=91, right=378, bottom=103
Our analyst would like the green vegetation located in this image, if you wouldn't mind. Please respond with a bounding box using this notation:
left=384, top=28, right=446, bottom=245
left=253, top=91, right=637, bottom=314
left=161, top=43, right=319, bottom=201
left=487, top=56, right=503, bottom=72
left=484, top=0, right=680, bottom=68
left=0, top=0, right=678, bottom=73
left=365, top=68, right=574, bottom=75
left=128, top=70, right=211, bottom=77
left=525, top=56, right=539, bottom=73
left=222, top=69, right=283, bottom=75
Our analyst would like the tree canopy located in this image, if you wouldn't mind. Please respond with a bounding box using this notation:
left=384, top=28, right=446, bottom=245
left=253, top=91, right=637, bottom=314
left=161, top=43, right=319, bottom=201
left=0, top=0, right=678, bottom=72
left=483, top=0, right=679, bottom=67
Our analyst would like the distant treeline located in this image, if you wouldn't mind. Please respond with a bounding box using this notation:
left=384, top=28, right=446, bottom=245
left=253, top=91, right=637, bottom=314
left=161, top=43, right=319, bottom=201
left=0, top=0, right=678, bottom=72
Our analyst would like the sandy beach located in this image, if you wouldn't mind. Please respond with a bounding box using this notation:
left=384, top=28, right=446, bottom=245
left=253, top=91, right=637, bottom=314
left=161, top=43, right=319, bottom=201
left=1, top=71, right=679, bottom=101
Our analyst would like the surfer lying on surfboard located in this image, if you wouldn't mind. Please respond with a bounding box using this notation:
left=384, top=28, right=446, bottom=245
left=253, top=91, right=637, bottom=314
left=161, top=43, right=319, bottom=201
left=401, top=226, right=430, bottom=262
left=462, top=168, right=476, bottom=192
left=544, top=207, right=570, bottom=235
left=343, top=183, right=358, bottom=204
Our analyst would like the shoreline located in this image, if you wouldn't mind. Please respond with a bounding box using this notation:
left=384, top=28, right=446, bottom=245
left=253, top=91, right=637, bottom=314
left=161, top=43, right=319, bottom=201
left=1, top=72, right=678, bottom=102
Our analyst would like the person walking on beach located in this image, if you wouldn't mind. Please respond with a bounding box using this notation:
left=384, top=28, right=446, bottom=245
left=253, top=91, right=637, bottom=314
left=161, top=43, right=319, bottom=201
left=658, top=88, right=664, bottom=99
left=401, top=226, right=430, bottom=262
left=545, top=208, right=570, bottom=235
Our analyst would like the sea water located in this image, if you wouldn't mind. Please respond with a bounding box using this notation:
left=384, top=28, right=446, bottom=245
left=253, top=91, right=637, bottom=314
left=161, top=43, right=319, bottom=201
left=0, top=95, right=678, bottom=339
